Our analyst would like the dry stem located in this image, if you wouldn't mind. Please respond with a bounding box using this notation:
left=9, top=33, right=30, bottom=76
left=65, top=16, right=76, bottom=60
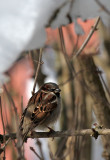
left=75, top=16, right=100, bottom=57
left=1, top=129, right=110, bottom=142
left=32, top=49, right=43, bottom=95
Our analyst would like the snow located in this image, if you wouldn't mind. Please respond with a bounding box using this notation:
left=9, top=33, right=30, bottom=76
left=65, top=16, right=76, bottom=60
left=0, top=0, right=110, bottom=83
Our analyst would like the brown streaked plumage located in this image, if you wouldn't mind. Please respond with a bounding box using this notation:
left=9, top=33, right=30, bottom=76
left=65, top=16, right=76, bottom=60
left=19, top=82, right=61, bottom=141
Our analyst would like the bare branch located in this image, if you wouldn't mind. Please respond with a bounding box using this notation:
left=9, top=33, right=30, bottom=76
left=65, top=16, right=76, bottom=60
left=98, top=68, right=110, bottom=99
left=75, top=16, right=100, bottom=57
left=59, top=29, right=110, bottom=109
left=59, top=27, right=76, bottom=76
left=0, top=96, right=6, bottom=159
left=1, top=129, right=110, bottom=143
left=3, top=85, right=18, bottom=119
left=3, top=85, right=24, bottom=159
left=0, top=138, right=11, bottom=155
left=95, top=0, right=110, bottom=15
left=30, top=147, right=43, bottom=160
left=32, top=49, right=43, bottom=95
left=36, top=139, right=44, bottom=160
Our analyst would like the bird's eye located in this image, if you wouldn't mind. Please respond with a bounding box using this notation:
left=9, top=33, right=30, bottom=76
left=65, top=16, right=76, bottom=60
left=50, top=88, right=55, bottom=92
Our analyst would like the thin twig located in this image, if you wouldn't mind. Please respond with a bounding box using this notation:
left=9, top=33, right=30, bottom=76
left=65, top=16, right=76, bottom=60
left=75, top=16, right=100, bottom=57
left=48, top=144, right=54, bottom=160
left=3, top=85, right=18, bottom=120
left=30, top=147, right=43, bottom=160
left=59, top=27, right=76, bottom=76
left=98, top=68, right=110, bottom=99
left=36, top=139, right=44, bottom=160
left=3, top=85, right=20, bottom=135
left=0, top=138, right=11, bottom=155
left=0, top=97, right=6, bottom=159
left=54, top=137, right=68, bottom=159
left=3, top=85, right=19, bottom=135
left=95, top=0, right=110, bottom=15
left=33, top=60, right=44, bottom=65
left=3, top=85, right=23, bottom=159
left=32, top=49, right=43, bottom=95
left=72, top=35, right=79, bottom=56
left=74, top=102, right=79, bottom=160
left=21, top=96, right=24, bottom=114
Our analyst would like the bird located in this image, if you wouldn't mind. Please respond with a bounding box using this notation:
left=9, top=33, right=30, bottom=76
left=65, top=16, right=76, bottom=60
left=19, top=82, right=61, bottom=142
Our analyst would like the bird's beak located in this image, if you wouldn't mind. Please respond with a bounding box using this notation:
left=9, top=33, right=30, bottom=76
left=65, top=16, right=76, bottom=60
left=55, top=88, right=61, bottom=93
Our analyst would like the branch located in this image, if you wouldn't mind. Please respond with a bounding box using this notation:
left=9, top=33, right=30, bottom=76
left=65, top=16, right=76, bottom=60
left=30, top=147, right=43, bottom=160
left=59, top=27, right=76, bottom=76
left=0, top=138, right=11, bottom=154
left=0, top=97, right=6, bottom=158
left=1, top=129, right=110, bottom=143
left=95, top=0, right=110, bottom=15
left=75, top=16, right=100, bottom=57
left=32, top=49, right=43, bottom=95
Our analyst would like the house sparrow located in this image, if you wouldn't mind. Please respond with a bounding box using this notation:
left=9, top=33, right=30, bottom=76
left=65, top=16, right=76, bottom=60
left=19, top=82, right=61, bottom=141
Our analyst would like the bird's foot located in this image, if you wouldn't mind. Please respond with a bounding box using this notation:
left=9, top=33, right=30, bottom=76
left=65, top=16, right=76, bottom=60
left=47, top=126, right=55, bottom=140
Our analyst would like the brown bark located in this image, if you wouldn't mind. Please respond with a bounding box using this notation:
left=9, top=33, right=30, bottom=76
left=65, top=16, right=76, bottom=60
left=78, top=55, right=110, bottom=160
left=56, top=51, right=75, bottom=160
left=73, top=57, right=91, bottom=160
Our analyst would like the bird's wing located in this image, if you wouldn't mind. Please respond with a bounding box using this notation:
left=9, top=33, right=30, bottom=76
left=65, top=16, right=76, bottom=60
left=32, top=92, right=57, bottom=125
left=19, top=92, right=38, bottom=131
left=19, top=91, right=58, bottom=143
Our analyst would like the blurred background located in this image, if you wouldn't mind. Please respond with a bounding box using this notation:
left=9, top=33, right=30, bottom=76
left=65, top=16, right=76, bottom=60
left=0, top=17, right=110, bottom=160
